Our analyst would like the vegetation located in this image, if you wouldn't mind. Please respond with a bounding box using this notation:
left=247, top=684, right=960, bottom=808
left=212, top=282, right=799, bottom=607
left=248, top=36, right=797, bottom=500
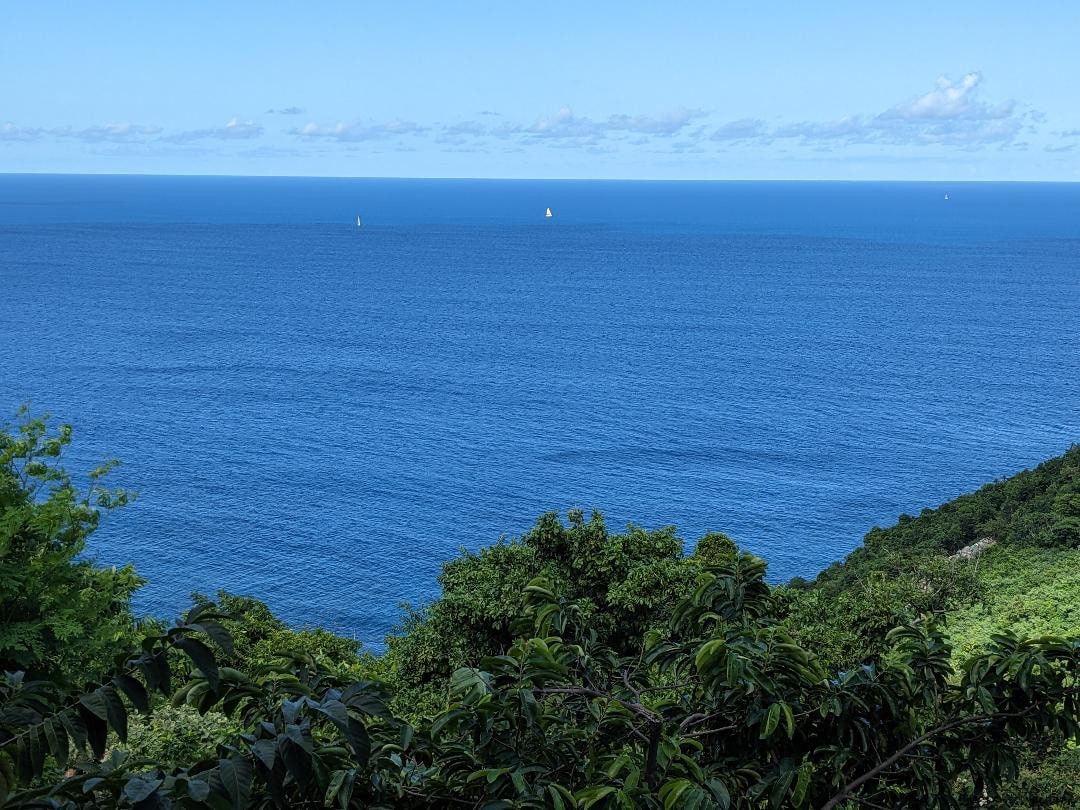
left=0, top=413, right=1077, bottom=808
left=0, top=408, right=141, bottom=684
left=384, top=513, right=720, bottom=715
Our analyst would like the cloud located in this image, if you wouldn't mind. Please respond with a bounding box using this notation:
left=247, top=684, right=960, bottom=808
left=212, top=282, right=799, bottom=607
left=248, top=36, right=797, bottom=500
left=1061, top=129, right=1080, bottom=137
left=516, top=105, right=704, bottom=141
left=604, top=108, right=706, bottom=136
left=265, top=106, right=306, bottom=115
left=438, top=106, right=705, bottom=147
left=441, top=121, right=491, bottom=137
left=1045, top=143, right=1075, bottom=153
left=0, top=122, right=46, bottom=142
left=294, top=119, right=425, bottom=141
left=2, top=121, right=162, bottom=144
left=710, top=118, right=769, bottom=141
left=767, top=73, right=1027, bottom=149
left=773, top=118, right=865, bottom=141
left=880, top=72, right=1012, bottom=121
left=163, top=118, right=263, bottom=142
left=61, top=123, right=163, bottom=143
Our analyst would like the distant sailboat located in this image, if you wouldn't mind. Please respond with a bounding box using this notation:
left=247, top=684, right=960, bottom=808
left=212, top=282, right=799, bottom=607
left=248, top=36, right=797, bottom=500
left=944, top=193, right=949, bottom=201
left=544, top=207, right=553, bottom=219
left=356, top=214, right=363, bottom=228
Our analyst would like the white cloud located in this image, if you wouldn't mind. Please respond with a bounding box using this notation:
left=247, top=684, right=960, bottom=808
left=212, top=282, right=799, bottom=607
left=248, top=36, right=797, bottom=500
left=880, top=72, right=1012, bottom=121
left=515, top=106, right=704, bottom=141
left=63, top=122, right=163, bottom=143
left=163, top=118, right=263, bottom=143
left=605, top=108, right=705, bottom=136
left=265, top=106, right=305, bottom=115
left=294, top=119, right=425, bottom=141
left=435, top=106, right=704, bottom=145
left=768, top=73, right=1027, bottom=149
left=0, top=122, right=45, bottom=141
left=711, top=118, right=769, bottom=141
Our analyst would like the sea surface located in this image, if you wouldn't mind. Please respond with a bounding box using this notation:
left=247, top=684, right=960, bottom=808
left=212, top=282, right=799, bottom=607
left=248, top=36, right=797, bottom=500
left=1, top=175, right=1078, bottom=648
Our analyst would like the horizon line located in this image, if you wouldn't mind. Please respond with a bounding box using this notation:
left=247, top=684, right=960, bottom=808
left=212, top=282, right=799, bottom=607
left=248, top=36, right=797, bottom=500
left=2, top=171, right=1077, bottom=184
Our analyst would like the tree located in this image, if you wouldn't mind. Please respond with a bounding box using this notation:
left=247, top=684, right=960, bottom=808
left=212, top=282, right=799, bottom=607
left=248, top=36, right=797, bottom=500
left=4, top=558, right=1077, bottom=808
left=384, top=509, right=699, bottom=716
left=0, top=410, right=140, bottom=684
left=413, top=557, right=1080, bottom=809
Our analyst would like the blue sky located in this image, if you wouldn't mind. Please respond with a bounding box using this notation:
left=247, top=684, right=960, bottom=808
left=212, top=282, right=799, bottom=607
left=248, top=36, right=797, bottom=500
left=2, top=2, right=1078, bottom=179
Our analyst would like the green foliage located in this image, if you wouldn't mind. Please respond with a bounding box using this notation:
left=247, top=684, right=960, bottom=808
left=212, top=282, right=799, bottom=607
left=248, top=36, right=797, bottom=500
left=410, top=562, right=1080, bottom=809
left=779, top=556, right=984, bottom=671
left=814, top=445, right=1080, bottom=598
left=384, top=509, right=703, bottom=715
left=123, top=702, right=243, bottom=768
left=990, top=741, right=1080, bottom=810
left=5, top=561, right=1079, bottom=809
left=690, top=531, right=739, bottom=568
left=0, top=410, right=142, bottom=683
left=194, top=591, right=381, bottom=682
left=947, top=545, right=1080, bottom=664
left=2, top=414, right=1077, bottom=807
left=0, top=602, right=236, bottom=806
left=782, top=445, right=1080, bottom=806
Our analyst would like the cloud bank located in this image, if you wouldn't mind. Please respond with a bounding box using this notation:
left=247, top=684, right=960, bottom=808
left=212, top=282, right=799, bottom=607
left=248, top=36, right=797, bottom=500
left=725, top=73, right=1028, bottom=149
left=163, top=118, right=264, bottom=142
left=2, top=73, right=1071, bottom=160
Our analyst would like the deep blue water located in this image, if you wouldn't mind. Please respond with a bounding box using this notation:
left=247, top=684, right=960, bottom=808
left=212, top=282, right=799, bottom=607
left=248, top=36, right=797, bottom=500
left=1, top=175, right=1077, bottom=648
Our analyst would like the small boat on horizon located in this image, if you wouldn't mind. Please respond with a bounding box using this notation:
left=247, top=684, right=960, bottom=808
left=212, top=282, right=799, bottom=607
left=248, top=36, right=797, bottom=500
left=545, top=207, right=553, bottom=219
left=356, top=214, right=363, bottom=228
left=944, top=193, right=949, bottom=201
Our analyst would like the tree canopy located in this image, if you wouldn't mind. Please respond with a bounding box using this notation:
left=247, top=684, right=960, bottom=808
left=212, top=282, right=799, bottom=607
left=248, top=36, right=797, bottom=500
left=1, top=414, right=1077, bottom=808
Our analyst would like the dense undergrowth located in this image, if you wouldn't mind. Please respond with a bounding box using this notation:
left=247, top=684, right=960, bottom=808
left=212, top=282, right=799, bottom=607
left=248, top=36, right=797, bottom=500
left=1, top=411, right=1077, bottom=808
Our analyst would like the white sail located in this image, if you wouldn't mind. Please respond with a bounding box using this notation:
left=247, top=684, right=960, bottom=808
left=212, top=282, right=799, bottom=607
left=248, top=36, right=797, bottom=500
left=356, top=215, right=363, bottom=227
left=544, top=207, right=553, bottom=218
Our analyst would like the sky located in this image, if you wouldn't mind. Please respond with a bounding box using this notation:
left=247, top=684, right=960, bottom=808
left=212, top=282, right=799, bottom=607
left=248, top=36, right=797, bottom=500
left=2, top=1, right=1078, bottom=180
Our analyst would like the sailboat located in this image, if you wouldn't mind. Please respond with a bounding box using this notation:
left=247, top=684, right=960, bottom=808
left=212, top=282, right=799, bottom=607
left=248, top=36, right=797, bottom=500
left=356, top=215, right=363, bottom=228
left=544, top=207, right=553, bottom=219
left=944, top=193, right=949, bottom=201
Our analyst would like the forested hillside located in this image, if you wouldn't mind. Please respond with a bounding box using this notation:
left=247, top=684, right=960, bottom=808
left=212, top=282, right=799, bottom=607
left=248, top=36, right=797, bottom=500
left=1, top=413, right=1077, bottom=809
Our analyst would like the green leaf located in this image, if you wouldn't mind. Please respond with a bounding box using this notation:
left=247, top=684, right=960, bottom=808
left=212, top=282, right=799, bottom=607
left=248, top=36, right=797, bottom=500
left=175, top=636, right=220, bottom=690
left=780, top=701, right=795, bottom=739
left=325, top=769, right=347, bottom=807
left=760, top=703, right=781, bottom=739
left=216, top=756, right=252, bottom=810
left=78, top=704, right=108, bottom=759
left=344, top=717, right=370, bottom=763
left=113, top=673, right=149, bottom=713
left=101, top=685, right=128, bottom=742
left=123, top=776, right=162, bottom=803
left=660, top=778, right=692, bottom=809
left=78, top=691, right=108, bottom=721
left=250, top=739, right=277, bottom=770
left=186, top=778, right=211, bottom=802
left=791, top=762, right=813, bottom=807
left=705, top=778, right=731, bottom=809
left=694, top=640, right=725, bottom=678
left=43, top=719, right=68, bottom=764
left=577, top=785, right=617, bottom=808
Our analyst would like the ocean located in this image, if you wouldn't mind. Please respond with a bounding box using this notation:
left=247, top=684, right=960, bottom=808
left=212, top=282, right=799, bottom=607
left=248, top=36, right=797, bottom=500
left=1, top=175, right=1077, bottom=648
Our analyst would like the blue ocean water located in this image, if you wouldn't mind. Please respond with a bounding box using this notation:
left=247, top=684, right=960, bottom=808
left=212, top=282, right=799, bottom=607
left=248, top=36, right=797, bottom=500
left=1, top=175, right=1077, bottom=648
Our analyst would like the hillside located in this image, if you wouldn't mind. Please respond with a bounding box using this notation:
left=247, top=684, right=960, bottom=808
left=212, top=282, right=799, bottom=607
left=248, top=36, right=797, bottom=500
left=2, top=415, right=1079, bottom=809
left=782, top=445, right=1080, bottom=809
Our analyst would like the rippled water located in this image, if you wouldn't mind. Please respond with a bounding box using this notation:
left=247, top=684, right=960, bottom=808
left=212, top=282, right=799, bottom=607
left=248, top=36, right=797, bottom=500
left=2, top=176, right=1077, bottom=647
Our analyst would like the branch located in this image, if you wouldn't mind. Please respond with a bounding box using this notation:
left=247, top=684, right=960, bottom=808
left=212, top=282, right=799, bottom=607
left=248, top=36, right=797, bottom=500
left=821, top=705, right=1045, bottom=810
left=535, top=686, right=659, bottom=723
